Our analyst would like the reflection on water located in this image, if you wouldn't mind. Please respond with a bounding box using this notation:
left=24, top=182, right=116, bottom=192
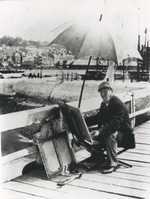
left=0, top=95, right=37, bottom=115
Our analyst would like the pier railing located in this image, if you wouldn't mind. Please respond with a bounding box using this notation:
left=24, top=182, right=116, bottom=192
left=0, top=104, right=59, bottom=182
left=1, top=93, right=150, bottom=182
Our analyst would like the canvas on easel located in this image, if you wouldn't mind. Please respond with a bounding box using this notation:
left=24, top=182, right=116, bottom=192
left=60, top=104, right=93, bottom=145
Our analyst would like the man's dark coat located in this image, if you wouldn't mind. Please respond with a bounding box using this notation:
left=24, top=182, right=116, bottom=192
left=97, top=95, right=135, bottom=149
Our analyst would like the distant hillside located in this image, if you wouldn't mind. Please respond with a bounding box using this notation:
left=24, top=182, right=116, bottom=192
left=0, top=36, right=49, bottom=47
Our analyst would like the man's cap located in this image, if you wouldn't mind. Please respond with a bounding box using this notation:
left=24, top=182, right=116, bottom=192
left=98, top=81, right=113, bottom=92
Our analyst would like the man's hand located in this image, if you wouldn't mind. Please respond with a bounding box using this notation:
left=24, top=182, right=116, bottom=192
left=91, top=130, right=99, bottom=137
left=18, top=134, right=33, bottom=144
left=91, top=130, right=100, bottom=142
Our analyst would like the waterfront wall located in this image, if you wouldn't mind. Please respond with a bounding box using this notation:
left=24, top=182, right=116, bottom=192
left=1, top=78, right=150, bottom=109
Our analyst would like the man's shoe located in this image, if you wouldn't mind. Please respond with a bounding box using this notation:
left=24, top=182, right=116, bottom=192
left=101, top=165, right=119, bottom=174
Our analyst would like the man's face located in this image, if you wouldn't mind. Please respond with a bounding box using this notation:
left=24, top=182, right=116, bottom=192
left=100, top=88, right=112, bottom=103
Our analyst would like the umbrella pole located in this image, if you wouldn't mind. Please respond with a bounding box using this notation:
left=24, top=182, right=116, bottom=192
left=78, top=56, right=92, bottom=108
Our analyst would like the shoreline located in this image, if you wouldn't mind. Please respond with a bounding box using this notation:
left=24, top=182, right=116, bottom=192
left=1, top=78, right=150, bottom=116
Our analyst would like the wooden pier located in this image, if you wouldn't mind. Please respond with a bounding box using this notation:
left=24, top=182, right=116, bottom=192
left=2, top=120, right=150, bottom=199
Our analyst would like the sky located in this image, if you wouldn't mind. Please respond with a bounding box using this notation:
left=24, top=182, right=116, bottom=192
left=0, top=0, right=150, bottom=44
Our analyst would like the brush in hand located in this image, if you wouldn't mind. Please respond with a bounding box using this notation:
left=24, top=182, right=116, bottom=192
left=18, top=134, right=34, bottom=143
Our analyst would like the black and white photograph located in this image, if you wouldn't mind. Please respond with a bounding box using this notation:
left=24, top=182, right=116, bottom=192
left=0, top=0, right=150, bottom=198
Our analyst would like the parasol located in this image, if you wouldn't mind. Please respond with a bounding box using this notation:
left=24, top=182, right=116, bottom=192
left=50, top=21, right=117, bottom=62
left=49, top=20, right=141, bottom=108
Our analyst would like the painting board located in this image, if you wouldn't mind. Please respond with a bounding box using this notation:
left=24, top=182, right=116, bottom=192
left=54, top=132, right=76, bottom=167
left=61, top=104, right=93, bottom=145
left=36, top=139, right=61, bottom=178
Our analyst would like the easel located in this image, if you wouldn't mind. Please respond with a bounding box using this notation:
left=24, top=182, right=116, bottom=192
left=33, top=109, right=82, bottom=186
left=60, top=103, right=106, bottom=171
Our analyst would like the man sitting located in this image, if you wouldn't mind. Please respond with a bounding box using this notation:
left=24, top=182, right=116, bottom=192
left=90, top=81, right=134, bottom=173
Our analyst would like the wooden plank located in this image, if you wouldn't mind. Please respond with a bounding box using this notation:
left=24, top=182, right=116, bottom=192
left=135, top=138, right=150, bottom=145
left=123, top=147, right=150, bottom=157
left=118, top=152, right=150, bottom=163
left=2, top=154, right=36, bottom=182
left=134, top=127, right=150, bottom=135
left=0, top=104, right=59, bottom=132
left=135, top=125, right=150, bottom=132
left=15, top=175, right=61, bottom=191
left=130, top=106, right=150, bottom=118
left=135, top=134, right=150, bottom=139
left=122, top=148, right=150, bottom=156
left=135, top=138, right=150, bottom=144
left=2, top=146, right=37, bottom=164
left=125, top=160, right=150, bottom=168
left=106, top=170, right=150, bottom=184
left=135, top=127, right=150, bottom=132
left=1, top=189, right=44, bottom=199
left=115, top=166, right=150, bottom=178
left=2, top=181, right=64, bottom=199
left=135, top=132, right=150, bottom=137
left=82, top=173, right=149, bottom=191
left=70, top=178, right=147, bottom=199
left=134, top=127, right=150, bottom=134
left=135, top=135, right=150, bottom=141
left=134, top=143, right=150, bottom=152
left=16, top=175, right=133, bottom=199
left=1, top=146, right=37, bottom=182
left=135, top=125, right=150, bottom=130
left=134, top=127, right=150, bottom=132
left=136, top=141, right=150, bottom=146
left=126, top=149, right=150, bottom=155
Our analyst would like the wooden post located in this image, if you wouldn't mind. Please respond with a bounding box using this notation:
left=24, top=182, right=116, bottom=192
left=130, top=93, right=136, bottom=128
